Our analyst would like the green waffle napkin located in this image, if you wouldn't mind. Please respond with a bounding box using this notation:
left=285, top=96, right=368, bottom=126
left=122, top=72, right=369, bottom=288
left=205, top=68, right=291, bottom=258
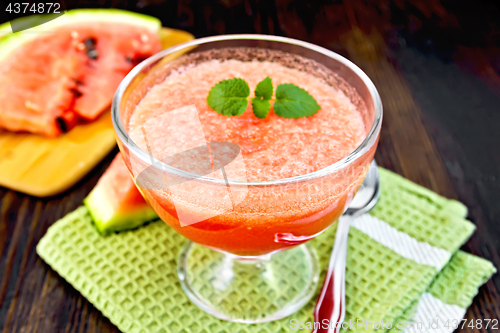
left=37, top=168, right=496, bottom=332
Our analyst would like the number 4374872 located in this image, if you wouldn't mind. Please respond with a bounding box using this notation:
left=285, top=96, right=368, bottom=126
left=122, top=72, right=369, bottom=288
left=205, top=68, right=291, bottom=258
left=6, top=3, right=61, bottom=14
left=444, top=319, right=498, bottom=330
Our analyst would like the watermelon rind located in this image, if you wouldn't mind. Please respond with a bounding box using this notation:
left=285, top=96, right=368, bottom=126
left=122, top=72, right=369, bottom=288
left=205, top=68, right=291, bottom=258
left=0, top=9, right=161, bottom=62
left=83, top=184, right=159, bottom=234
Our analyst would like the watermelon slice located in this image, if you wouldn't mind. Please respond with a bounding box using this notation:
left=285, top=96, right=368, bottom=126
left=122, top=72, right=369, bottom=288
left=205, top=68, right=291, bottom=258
left=0, top=9, right=162, bottom=137
left=84, top=153, right=158, bottom=234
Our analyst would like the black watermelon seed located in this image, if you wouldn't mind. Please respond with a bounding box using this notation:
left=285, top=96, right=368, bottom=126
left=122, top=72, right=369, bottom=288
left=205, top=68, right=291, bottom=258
left=70, top=88, right=83, bottom=98
left=56, top=117, right=68, bottom=132
left=84, top=37, right=98, bottom=60
left=126, top=56, right=149, bottom=66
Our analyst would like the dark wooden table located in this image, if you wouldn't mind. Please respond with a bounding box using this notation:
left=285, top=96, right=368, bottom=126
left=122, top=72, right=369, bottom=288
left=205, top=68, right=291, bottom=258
left=1, top=1, right=499, bottom=332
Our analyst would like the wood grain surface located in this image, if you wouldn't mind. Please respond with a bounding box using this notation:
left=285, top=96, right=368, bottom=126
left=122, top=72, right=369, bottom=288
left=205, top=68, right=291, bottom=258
left=1, top=1, right=499, bottom=332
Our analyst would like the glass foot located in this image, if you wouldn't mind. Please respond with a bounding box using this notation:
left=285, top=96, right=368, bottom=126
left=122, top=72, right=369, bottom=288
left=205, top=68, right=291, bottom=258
left=177, top=241, right=319, bottom=323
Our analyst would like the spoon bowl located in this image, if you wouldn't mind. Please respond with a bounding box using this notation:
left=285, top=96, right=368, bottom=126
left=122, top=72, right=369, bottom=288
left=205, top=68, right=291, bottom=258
left=345, top=160, right=380, bottom=217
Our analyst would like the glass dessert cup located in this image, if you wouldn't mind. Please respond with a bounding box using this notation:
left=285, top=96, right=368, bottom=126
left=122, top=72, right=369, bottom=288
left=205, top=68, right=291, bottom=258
left=112, top=35, right=382, bottom=323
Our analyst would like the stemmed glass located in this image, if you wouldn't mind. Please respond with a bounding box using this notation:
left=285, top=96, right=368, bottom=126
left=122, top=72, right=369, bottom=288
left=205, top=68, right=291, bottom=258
left=112, top=35, right=382, bottom=323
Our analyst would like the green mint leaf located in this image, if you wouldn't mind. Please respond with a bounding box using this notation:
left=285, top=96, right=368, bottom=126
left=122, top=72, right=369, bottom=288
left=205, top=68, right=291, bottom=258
left=251, top=98, right=271, bottom=118
left=274, top=83, right=320, bottom=119
left=207, top=78, right=250, bottom=116
left=254, top=77, right=273, bottom=100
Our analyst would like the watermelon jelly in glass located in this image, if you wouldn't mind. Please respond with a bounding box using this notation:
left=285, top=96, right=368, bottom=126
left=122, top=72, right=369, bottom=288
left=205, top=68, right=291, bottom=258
left=112, top=35, right=382, bottom=323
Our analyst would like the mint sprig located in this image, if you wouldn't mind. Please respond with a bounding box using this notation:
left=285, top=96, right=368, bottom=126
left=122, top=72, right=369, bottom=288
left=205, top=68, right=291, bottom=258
left=274, top=84, right=320, bottom=119
left=207, top=77, right=320, bottom=119
left=251, top=76, right=273, bottom=118
left=254, top=76, right=273, bottom=100
left=251, top=98, right=271, bottom=119
left=207, top=78, right=250, bottom=116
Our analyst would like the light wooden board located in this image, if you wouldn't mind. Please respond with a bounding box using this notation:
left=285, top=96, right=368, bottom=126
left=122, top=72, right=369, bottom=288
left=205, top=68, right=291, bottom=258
left=0, top=27, right=194, bottom=197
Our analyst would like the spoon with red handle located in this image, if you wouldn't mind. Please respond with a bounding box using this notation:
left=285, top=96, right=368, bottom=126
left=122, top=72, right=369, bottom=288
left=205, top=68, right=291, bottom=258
left=313, top=160, right=380, bottom=333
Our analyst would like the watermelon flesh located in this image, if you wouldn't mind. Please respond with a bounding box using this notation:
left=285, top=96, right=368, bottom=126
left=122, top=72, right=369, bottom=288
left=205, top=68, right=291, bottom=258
left=72, top=22, right=162, bottom=120
left=84, top=153, right=158, bottom=234
left=0, top=19, right=161, bottom=137
left=0, top=31, right=85, bottom=136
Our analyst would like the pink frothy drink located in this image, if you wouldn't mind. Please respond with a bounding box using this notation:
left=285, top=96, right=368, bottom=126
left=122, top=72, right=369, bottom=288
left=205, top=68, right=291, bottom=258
left=119, top=47, right=378, bottom=257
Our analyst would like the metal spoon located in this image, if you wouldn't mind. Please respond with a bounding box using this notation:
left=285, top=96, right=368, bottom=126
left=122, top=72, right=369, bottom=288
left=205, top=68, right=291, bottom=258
left=313, top=160, right=380, bottom=333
